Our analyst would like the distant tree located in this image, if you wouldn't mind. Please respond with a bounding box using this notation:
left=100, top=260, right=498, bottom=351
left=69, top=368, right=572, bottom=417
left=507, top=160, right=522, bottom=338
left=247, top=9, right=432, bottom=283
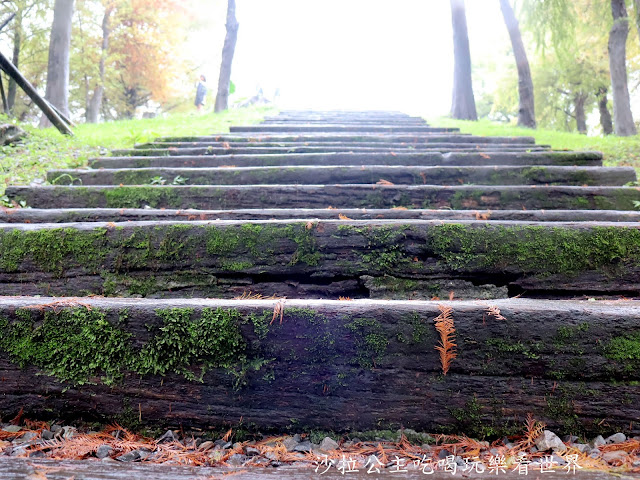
left=608, top=0, right=636, bottom=136
left=40, top=0, right=74, bottom=128
left=214, top=0, right=238, bottom=113
left=499, top=0, right=535, bottom=128
left=71, top=0, right=190, bottom=120
left=84, top=2, right=114, bottom=123
left=449, top=0, right=477, bottom=120
left=0, top=0, right=51, bottom=119
left=519, top=0, right=619, bottom=134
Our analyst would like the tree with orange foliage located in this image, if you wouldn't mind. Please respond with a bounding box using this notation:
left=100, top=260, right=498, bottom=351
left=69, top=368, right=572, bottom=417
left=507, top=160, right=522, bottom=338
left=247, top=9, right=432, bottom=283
left=73, top=0, right=190, bottom=120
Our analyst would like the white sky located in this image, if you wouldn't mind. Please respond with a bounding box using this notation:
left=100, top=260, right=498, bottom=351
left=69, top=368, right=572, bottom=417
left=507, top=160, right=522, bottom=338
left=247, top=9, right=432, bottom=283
left=192, top=0, right=511, bottom=116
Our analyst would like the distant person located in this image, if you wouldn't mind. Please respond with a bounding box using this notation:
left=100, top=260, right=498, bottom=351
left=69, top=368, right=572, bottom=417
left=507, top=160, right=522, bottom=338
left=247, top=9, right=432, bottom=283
left=195, top=75, right=207, bottom=112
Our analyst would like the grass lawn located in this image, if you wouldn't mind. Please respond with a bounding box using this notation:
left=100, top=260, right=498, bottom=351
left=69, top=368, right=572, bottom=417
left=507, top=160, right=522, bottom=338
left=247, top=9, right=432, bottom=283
left=432, top=117, right=640, bottom=171
left=0, top=106, right=276, bottom=197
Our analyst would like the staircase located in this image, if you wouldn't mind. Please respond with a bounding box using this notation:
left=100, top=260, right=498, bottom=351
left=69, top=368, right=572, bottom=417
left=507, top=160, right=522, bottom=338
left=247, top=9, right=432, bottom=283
left=1, top=111, right=640, bottom=437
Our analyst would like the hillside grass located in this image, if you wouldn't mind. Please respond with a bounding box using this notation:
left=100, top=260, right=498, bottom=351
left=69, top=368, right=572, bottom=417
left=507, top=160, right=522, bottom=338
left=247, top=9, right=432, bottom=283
left=432, top=117, right=640, bottom=170
left=0, top=106, right=276, bottom=196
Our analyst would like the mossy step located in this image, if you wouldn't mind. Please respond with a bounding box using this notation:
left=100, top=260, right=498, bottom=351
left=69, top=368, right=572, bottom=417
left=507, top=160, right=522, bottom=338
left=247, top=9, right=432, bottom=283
left=261, top=118, right=428, bottom=124
left=92, top=152, right=601, bottom=169
left=134, top=140, right=549, bottom=151
left=4, top=208, right=640, bottom=224
left=48, top=165, right=636, bottom=187
left=7, top=184, right=636, bottom=210
left=151, top=134, right=536, bottom=145
left=1, top=219, right=640, bottom=298
left=1, top=296, right=639, bottom=434
left=229, top=125, right=459, bottom=133
left=120, top=145, right=550, bottom=157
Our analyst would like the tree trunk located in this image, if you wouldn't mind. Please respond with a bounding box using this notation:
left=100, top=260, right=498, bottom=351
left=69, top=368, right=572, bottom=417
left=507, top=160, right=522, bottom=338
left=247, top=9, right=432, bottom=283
left=499, top=0, right=536, bottom=128
left=608, top=0, right=637, bottom=136
left=86, top=5, right=112, bottom=123
left=574, top=92, right=588, bottom=134
left=449, top=0, right=477, bottom=120
left=597, top=87, right=614, bottom=135
left=214, top=0, right=239, bottom=113
left=39, top=0, right=74, bottom=128
left=633, top=0, right=640, bottom=40
left=7, top=11, right=21, bottom=114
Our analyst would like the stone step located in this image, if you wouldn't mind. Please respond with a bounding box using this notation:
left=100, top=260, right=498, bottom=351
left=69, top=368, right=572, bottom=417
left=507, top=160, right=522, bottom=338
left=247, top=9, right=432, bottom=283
left=9, top=184, right=636, bottom=210
left=48, top=165, right=636, bottom=186
left=4, top=208, right=640, bottom=224
left=229, top=125, right=460, bottom=133
left=1, top=219, right=639, bottom=298
left=121, top=144, right=550, bottom=156
left=261, top=118, right=428, bottom=124
left=151, top=134, right=536, bottom=144
left=92, top=152, right=602, bottom=169
left=0, top=296, right=638, bottom=433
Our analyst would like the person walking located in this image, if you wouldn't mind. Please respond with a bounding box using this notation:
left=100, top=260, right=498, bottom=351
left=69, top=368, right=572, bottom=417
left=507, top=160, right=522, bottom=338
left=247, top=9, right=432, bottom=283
left=195, top=75, right=207, bottom=112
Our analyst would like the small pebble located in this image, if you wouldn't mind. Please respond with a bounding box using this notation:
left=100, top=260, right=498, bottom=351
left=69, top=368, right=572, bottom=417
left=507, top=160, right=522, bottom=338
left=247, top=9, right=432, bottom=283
left=319, top=437, right=339, bottom=452
left=96, top=444, right=113, bottom=459
left=116, top=450, right=141, bottom=462
left=605, top=433, right=626, bottom=444
left=602, top=450, right=628, bottom=465
left=283, top=437, right=299, bottom=452
left=198, top=441, right=214, bottom=452
left=14, top=432, right=38, bottom=444
left=227, top=453, right=249, bottom=466
left=535, top=430, right=567, bottom=453
left=592, top=435, right=606, bottom=448
left=245, top=446, right=260, bottom=456
left=293, top=441, right=313, bottom=453
left=2, top=426, right=21, bottom=433
left=213, top=439, right=231, bottom=448
left=157, top=430, right=179, bottom=444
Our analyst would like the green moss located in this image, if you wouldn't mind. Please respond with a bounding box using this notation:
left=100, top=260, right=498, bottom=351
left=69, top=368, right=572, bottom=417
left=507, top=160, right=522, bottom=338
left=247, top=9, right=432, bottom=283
left=428, top=224, right=640, bottom=277
left=247, top=311, right=271, bottom=341
left=284, top=223, right=321, bottom=266
left=485, top=338, right=541, bottom=360
left=410, top=313, right=430, bottom=344
left=138, top=307, right=246, bottom=381
left=554, top=323, right=589, bottom=346
left=339, top=225, right=414, bottom=273
left=206, top=226, right=240, bottom=255
left=603, top=332, right=640, bottom=374
left=449, top=190, right=484, bottom=209
left=0, top=308, right=134, bottom=385
left=544, top=392, right=582, bottom=435
left=104, top=186, right=179, bottom=208
left=205, top=223, right=321, bottom=268
left=447, top=396, right=509, bottom=439
left=345, top=318, right=389, bottom=369
left=0, top=227, right=108, bottom=276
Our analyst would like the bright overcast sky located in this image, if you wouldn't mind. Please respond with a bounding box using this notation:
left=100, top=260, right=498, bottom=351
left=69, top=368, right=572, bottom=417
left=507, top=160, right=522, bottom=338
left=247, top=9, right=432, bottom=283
left=192, top=1, right=511, bottom=116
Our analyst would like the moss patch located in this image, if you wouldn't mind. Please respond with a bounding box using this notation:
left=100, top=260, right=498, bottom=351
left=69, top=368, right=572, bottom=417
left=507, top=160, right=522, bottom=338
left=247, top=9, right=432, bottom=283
left=428, top=224, right=640, bottom=276
left=0, top=227, right=108, bottom=276
left=0, top=306, right=252, bottom=386
left=104, top=187, right=180, bottom=208
left=0, top=308, right=134, bottom=385
left=138, top=307, right=246, bottom=381
left=604, top=332, right=640, bottom=374
left=345, top=317, right=389, bottom=368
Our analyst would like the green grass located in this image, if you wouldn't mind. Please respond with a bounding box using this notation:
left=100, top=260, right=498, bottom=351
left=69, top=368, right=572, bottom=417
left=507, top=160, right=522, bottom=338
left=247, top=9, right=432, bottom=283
left=432, top=117, right=640, bottom=171
left=0, top=106, right=276, bottom=197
